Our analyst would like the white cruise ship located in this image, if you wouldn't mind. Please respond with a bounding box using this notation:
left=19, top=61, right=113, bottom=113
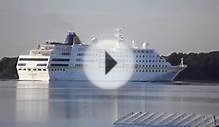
left=16, top=31, right=186, bottom=81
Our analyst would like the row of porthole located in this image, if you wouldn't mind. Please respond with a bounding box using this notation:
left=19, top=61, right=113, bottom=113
left=83, top=59, right=166, bottom=63
left=83, top=53, right=160, bottom=58
left=136, top=65, right=168, bottom=68
left=136, top=69, right=168, bottom=72
left=18, top=68, right=47, bottom=71
left=98, top=69, right=168, bottom=73
left=49, top=68, right=66, bottom=71
left=136, top=60, right=165, bottom=63
left=136, top=55, right=159, bottom=58
left=133, top=50, right=153, bottom=53
left=18, top=68, right=66, bottom=71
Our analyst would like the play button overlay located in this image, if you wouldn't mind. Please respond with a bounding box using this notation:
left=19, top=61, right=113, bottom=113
left=105, top=51, right=117, bottom=75
left=83, top=39, right=135, bottom=89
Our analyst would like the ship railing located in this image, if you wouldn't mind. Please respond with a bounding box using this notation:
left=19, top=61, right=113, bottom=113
left=30, top=50, right=51, bottom=56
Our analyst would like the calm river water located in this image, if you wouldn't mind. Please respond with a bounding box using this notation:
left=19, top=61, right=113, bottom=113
left=0, top=80, right=219, bottom=127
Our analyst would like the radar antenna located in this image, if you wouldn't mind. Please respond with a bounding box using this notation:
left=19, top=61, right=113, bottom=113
left=142, top=42, right=146, bottom=49
left=132, top=40, right=138, bottom=49
left=146, top=42, right=149, bottom=49
left=91, top=37, right=98, bottom=43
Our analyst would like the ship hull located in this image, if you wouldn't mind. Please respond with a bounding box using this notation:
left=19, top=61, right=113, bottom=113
left=17, top=67, right=185, bottom=81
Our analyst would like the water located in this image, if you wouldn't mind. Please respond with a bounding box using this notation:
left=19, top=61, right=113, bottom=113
left=0, top=80, right=219, bottom=127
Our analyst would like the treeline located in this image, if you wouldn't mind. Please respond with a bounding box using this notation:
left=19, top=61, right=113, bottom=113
left=0, top=57, right=18, bottom=79
left=0, top=51, right=219, bottom=81
left=166, top=51, right=219, bottom=81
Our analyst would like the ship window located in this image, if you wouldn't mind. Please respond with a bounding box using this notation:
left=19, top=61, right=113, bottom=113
left=33, top=69, right=36, bottom=71
left=62, top=52, right=71, bottom=55
left=77, top=53, right=84, bottom=56
left=50, top=64, right=69, bottom=66
left=38, top=69, right=42, bottom=71
left=18, top=68, right=22, bottom=70
left=37, top=64, right=47, bottom=66
left=23, top=69, right=26, bottom=71
left=75, top=64, right=83, bottom=67
left=76, top=58, right=83, bottom=62
left=43, top=69, right=46, bottom=71
left=18, top=63, right=26, bottom=66
left=19, top=58, right=48, bottom=61
left=52, top=58, right=70, bottom=61
left=28, top=69, right=31, bottom=71
left=145, top=70, right=147, bottom=72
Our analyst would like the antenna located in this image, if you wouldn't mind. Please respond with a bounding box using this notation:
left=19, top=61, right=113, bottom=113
left=115, top=28, right=124, bottom=42
left=180, top=58, right=184, bottom=66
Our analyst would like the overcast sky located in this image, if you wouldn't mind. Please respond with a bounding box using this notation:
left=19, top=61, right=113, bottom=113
left=0, top=0, right=219, bottom=57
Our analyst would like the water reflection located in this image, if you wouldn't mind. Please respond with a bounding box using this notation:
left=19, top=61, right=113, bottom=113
left=48, top=81, right=120, bottom=127
left=16, top=81, right=49, bottom=125
left=7, top=81, right=219, bottom=127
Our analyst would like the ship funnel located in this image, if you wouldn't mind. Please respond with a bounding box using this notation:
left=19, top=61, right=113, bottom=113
left=64, top=32, right=81, bottom=45
left=65, top=32, right=74, bottom=45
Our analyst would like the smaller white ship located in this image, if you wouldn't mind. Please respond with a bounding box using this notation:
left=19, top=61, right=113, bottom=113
left=16, top=31, right=186, bottom=81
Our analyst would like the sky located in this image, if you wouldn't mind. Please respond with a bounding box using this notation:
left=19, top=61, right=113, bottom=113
left=0, top=0, right=219, bottom=57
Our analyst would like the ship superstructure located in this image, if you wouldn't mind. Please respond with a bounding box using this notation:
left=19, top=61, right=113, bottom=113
left=16, top=32, right=186, bottom=81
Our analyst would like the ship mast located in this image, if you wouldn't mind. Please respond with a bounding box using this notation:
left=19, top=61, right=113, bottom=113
left=114, top=28, right=124, bottom=49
